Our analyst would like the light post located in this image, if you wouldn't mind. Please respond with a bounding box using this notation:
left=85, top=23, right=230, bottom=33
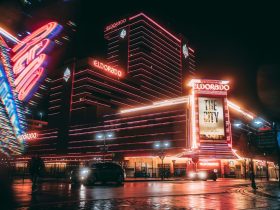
left=233, top=120, right=258, bottom=189
left=95, top=132, right=114, bottom=162
left=154, top=142, right=170, bottom=180
left=233, top=121, right=247, bottom=179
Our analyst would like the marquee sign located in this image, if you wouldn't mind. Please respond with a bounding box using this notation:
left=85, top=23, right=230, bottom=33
left=11, top=22, right=62, bottom=101
left=188, top=79, right=234, bottom=159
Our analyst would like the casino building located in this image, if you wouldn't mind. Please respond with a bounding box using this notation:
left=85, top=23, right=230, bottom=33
left=14, top=13, right=277, bottom=179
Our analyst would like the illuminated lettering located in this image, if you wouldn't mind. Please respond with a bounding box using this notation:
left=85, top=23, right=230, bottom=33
left=105, top=19, right=126, bottom=32
left=194, top=83, right=230, bottom=91
left=18, top=132, right=38, bottom=141
left=92, top=59, right=123, bottom=78
left=12, top=22, right=62, bottom=101
left=199, top=162, right=219, bottom=167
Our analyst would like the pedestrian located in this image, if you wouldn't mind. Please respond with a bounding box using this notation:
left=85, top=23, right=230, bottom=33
left=28, top=155, right=45, bottom=193
left=250, top=171, right=257, bottom=190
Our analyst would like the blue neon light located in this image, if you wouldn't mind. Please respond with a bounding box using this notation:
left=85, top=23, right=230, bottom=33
left=0, top=62, right=24, bottom=137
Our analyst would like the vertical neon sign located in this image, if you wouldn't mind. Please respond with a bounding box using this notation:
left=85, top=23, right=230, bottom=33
left=0, top=36, right=26, bottom=155
left=12, top=22, right=62, bottom=101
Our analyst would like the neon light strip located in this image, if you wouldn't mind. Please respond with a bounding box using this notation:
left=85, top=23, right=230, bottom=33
left=129, top=25, right=181, bottom=59
left=188, top=47, right=195, bottom=53
left=120, top=96, right=188, bottom=114
left=129, top=13, right=181, bottom=43
left=188, top=79, right=229, bottom=87
left=0, top=27, right=19, bottom=43
left=227, top=100, right=254, bottom=120
left=190, top=90, right=197, bottom=149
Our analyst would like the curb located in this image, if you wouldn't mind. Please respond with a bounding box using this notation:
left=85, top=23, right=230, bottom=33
left=124, top=179, right=188, bottom=182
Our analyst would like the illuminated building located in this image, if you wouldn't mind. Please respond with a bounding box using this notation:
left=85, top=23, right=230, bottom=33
left=13, top=14, right=277, bottom=179
left=104, top=12, right=196, bottom=100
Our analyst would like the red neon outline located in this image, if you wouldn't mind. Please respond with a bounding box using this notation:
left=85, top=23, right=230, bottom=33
left=12, top=22, right=57, bottom=55
left=14, top=54, right=46, bottom=88
left=13, top=39, right=50, bottom=75
left=17, top=67, right=45, bottom=101
left=129, top=13, right=181, bottom=43
left=92, top=59, right=124, bottom=78
left=12, top=22, right=60, bottom=101
left=188, top=47, right=195, bottom=53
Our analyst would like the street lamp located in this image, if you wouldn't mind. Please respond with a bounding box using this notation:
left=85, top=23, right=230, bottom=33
left=233, top=121, right=242, bottom=128
left=234, top=120, right=257, bottom=189
left=154, top=141, right=170, bottom=180
left=95, top=132, right=114, bottom=162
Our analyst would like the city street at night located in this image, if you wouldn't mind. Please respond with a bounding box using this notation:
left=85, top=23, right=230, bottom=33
left=0, top=1, right=280, bottom=209
left=13, top=179, right=280, bottom=209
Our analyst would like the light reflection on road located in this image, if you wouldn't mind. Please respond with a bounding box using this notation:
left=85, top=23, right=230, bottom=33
left=11, top=179, right=280, bottom=209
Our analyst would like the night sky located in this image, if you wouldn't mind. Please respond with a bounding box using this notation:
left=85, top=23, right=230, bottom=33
left=1, top=0, right=279, bottom=121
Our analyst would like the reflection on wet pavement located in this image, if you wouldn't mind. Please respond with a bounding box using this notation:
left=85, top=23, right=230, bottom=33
left=12, top=179, right=280, bottom=210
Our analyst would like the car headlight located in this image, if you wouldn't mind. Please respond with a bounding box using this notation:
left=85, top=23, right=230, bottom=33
left=189, top=172, right=195, bottom=178
left=80, top=168, right=90, bottom=177
left=198, top=171, right=206, bottom=179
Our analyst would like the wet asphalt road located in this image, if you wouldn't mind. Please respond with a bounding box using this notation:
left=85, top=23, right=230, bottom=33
left=12, top=179, right=280, bottom=209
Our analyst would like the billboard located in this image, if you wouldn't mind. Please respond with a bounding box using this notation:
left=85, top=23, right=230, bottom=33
left=198, top=97, right=225, bottom=140
left=188, top=79, right=235, bottom=159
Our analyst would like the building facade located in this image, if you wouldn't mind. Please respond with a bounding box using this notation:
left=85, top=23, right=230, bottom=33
left=13, top=13, right=278, bottom=179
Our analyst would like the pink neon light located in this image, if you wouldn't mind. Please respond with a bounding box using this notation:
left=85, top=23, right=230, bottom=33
left=17, top=67, right=44, bottom=101
left=12, top=22, right=58, bottom=56
left=188, top=47, right=194, bottom=53
left=12, top=22, right=60, bottom=101
left=129, top=13, right=181, bottom=43
left=18, top=132, right=38, bottom=141
left=199, top=162, right=219, bottom=167
left=14, top=54, right=46, bottom=88
left=93, top=59, right=124, bottom=78
left=104, top=18, right=126, bottom=32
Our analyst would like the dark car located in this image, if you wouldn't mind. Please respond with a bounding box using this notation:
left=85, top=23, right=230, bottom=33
left=69, top=162, right=125, bottom=185
left=188, top=170, right=217, bottom=181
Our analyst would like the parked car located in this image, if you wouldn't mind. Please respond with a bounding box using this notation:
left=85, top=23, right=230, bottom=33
left=69, top=162, right=125, bottom=185
left=188, top=169, right=217, bottom=181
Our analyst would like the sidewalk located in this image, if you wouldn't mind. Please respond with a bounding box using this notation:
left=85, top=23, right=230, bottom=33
left=125, top=177, right=188, bottom=182
left=13, top=177, right=280, bottom=183
left=256, top=182, right=280, bottom=199
left=243, top=180, right=280, bottom=199
left=13, top=177, right=189, bottom=183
